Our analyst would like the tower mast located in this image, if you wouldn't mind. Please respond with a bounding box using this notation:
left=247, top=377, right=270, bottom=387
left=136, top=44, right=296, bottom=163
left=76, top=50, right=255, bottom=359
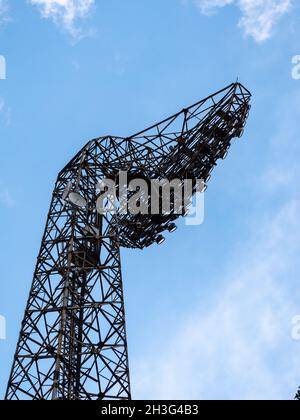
left=6, top=83, right=251, bottom=400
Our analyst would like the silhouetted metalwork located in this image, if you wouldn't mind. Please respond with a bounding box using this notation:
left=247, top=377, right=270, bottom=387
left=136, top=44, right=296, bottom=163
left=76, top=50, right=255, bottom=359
left=6, top=83, right=251, bottom=400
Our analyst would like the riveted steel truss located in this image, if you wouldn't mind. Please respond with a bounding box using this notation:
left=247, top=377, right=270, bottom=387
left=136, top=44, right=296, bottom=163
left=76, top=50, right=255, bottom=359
left=6, top=83, right=251, bottom=400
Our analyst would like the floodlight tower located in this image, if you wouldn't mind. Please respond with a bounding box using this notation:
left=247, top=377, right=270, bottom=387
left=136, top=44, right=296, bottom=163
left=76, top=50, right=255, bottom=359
left=6, top=83, right=251, bottom=400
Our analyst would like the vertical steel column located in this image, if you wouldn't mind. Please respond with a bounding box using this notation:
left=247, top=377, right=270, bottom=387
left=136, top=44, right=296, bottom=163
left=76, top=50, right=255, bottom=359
left=6, top=144, right=131, bottom=400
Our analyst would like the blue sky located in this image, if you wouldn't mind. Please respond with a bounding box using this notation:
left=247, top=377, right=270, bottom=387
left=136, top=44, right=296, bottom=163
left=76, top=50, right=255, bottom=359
left=1, top=0, right=300, bottom=400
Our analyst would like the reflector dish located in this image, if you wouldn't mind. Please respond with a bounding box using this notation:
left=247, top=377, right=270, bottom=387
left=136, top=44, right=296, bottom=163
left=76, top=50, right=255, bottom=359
left=62, top=182, right=72, bottom=200
left=156, top=235, right=165, bottom=245
left=69, top=192, right=87, bottom=208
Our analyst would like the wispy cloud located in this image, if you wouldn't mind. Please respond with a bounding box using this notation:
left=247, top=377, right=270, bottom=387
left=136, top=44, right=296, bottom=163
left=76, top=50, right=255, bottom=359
left=0, top=186, right=15, bottom=208
left=194, top=0, right=292, bottom=42
left=133, top=203, right=300, bottom=399
left=0, top=0, right=6, bottom=16
left=0, top=97, right=12, bottom=126
left=132, top=92, right=300, bottom=400
left=29, top=0, right=95, bottom=39
left=0, top=0, right=9, bottom=26
left=0, top=97, right=4, bottom=113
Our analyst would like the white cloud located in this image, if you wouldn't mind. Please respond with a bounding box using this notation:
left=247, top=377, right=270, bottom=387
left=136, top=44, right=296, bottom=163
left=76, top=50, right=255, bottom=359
left=30, top=0, right=95, bottom=38
left=0, top=187, right=15, bottom=208
left=133, top=203, right=300, bottom=399
left=0, top=97, right=12, bottom=126
left=194, top=0, right=292, bottom=42
left=0, top=167, right=15, bottom=208
left=0, top=0, right=9, bottom=25
left=0, top=0, right=5, bottom=15
left=0, top=97, right=4, bottom=113
left=131, top=92, right=300, bottom=400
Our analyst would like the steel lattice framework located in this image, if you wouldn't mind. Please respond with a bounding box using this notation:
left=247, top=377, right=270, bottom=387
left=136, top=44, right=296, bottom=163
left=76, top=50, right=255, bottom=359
left=6, top=83, right=251, bottom=400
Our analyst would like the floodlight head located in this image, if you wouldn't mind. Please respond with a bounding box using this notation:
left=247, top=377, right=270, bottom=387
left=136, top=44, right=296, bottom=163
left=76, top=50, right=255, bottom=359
left=62, top=182, right=72, bottom=200
left=168, top=223, right=177, bottom=233
left=156, top=235, right=165, bottom=245
left=68, top=192, right=87, bottom=208
left=90, top=82, right=252, bottom=250
left=183, top=208, right=190, bottom=217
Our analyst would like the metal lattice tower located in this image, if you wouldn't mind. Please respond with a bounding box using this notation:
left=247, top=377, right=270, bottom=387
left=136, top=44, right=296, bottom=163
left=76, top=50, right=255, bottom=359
left=6, top=83, right=251, bottom=400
